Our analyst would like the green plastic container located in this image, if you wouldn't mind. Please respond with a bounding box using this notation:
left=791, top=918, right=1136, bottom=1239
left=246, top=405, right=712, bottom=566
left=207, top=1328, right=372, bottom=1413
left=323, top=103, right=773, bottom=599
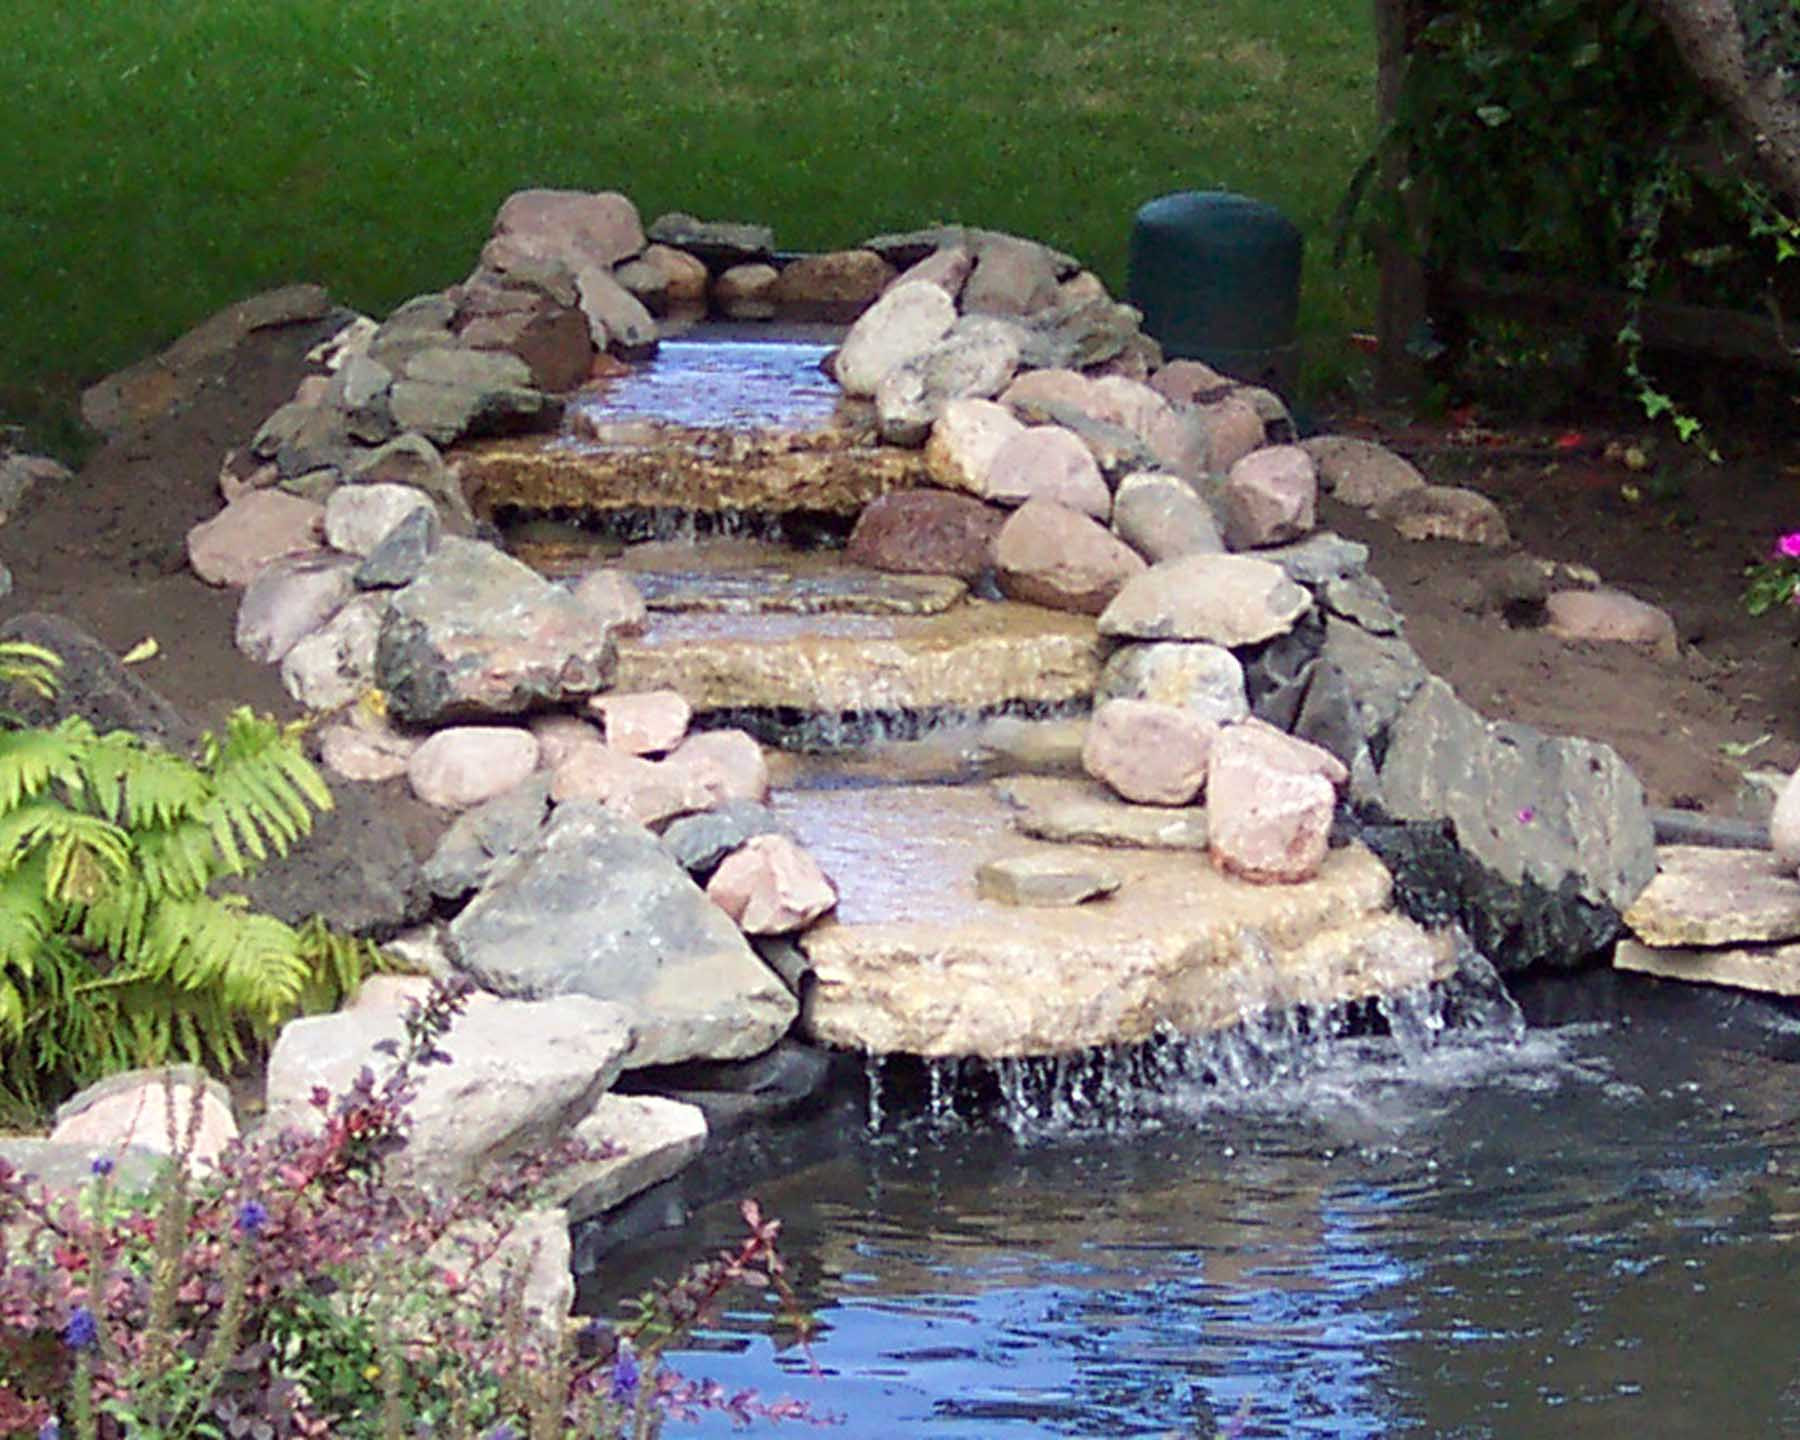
left=1128, top=191, right=1303, bottom=392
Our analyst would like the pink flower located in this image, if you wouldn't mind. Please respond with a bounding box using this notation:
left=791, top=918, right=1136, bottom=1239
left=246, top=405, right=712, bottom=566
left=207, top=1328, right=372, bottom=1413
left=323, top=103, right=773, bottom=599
left=1774, top=531, right=1800, bottom=559
left=1517, top=807, right=1535, bottom=824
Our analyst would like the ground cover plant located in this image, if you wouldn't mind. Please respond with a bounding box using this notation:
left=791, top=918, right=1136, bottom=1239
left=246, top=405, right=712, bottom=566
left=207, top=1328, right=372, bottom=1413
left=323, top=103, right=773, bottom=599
left=0, top=979, right=821, bottom=1437
left=2, top=0, right=1377, bottom=452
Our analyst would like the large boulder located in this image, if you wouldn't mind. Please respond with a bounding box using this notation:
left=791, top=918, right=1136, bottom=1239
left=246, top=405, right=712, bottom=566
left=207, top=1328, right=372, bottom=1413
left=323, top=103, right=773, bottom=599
left=448, top=803, right=797, bottom=1066
left=376, top=538, right=617, bottom=724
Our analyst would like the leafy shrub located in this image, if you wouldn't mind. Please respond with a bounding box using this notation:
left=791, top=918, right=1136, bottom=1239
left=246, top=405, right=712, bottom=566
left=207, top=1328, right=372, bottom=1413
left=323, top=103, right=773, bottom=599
left=0, top=642, right=384, bottom=1113
left=0, top=978, right=821, bottom=1438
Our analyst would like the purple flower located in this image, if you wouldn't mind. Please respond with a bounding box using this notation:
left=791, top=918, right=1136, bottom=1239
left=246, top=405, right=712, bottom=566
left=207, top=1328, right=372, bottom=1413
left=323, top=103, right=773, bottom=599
left=38, top=1420, right=61, bottom=1440
left=1517, top=806, right=1535, bottom=824
left=62, top=1306, right=98, bottom=1352
left=484, top=1426, right=518, bottom=1440
left=1775, top=532, right=1800, bottom=559
left=234, top=1199, right=270, bottom=1237
left=88, top=1156, right=113, bottom=1178
left=611, top=1339, right=640, bottom=1405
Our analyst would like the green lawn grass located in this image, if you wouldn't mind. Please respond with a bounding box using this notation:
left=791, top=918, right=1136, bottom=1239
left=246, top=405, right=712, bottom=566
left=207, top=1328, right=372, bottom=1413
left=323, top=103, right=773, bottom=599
left=2, top=0, right=1377, bottom=453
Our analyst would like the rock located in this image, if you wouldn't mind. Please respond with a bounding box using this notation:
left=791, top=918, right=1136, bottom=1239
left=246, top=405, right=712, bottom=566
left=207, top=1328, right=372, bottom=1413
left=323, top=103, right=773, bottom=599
left=1082, top=699, right=1219, bottom=805
left=237, top=778, right=427, bottom=936
left=83, top=283, right=337, bottom=438
left=845, top=490, right=1006, bottom=582
left=187, top=490, right=325, bottom=587
left=318, top=716, right=417, bottom=783
left=355, top=506, right=441, bottom=589
left=1221, top=445, right=1318, bottom=549
left=1614, top=937, right=1800, bottom=997
left=235, top=552, right=357, bottom=665
left=770, top=250, right=896, bottom=320
left=1096, top=641, right=1248, bottom=723
left=661, top=801, right=792, bottom=876
left=348, top=432, right=473, bottom=530
left=0, top=451, right=71, bottom=521
left=1376, top=485, right=1511, bottom=546
left=324, top=482, right=436, bottom=558
left=1110, top=471, right=1225, bottom=564
left=1321, top=574, right=1403, bottom=634
left=407, top=726, right=541, bottom=809
left=1099, top=553, right=1312, bottom=646
left=1, top=613, right=193, bottom=750
left=707, top=835, right=838, bottom=934
left=576, top=264, right=659, bottom=354
left=664, top=728, right=772, bottom=807
left=863, top=224, right=1080, bottom=278
left=645, top=212, right=774, bottom=270
left=377, top=538, right=616, bottom=723
left=449, top=803, right=798, bottom=1066
left=962, top=235, right=1063, bottom=315
left=1772, top=767, right=1800, bottom=869
left=1622, top=846, right=1800, bottom=946
left=491, top=188, right=645, bottom=272
left=875, top=318, right=1023, bottom=445
left=890, top=245, right=974, bottom=299
left=713, top=263, right=781, bottom=320
left=1544, top=588, right=1678, bottom=656
left=1148, top=358, right=1234, bottom=405
left=422, top=774, right=554, bottom=900
left=458, top=296, right=593, bottom=393
left=264, top=975, right=632, bottom=1192
left=570, top=569, right=649, bottom=634
left=279, top=593, right=385, bottom=711
left=996, top=774, right=1213, bottom=850
left=993, top=498, right=1148, bottom=615
left=52, top=1067, right=236, bottom=1172
left=1207, top=723, right=1341, bottom=884
left=1090, top=376, right=1197, bottom=473
left=923, top=397, right=1026, bottom=495
left=561, top=1093, right=709, bottom=1223
left=590, top=689, right=692, bottom=756
left=527, top=712, right=600, bottom=769
left=1368, top=676, right=1656, bottom=970
left=1303, top=435, right=1427, bottom=506
left=550, top=743, right=711, bottom=828
left=1260, top=532, right=1370, bottom=588
left=1000, top=366, right=1103, bottom=418
left=637, top=244, right=711, bottom=309
left=1187, top=396, right=1267, bottom=474
left=975, top=853, right=1122, bottom=907
left=835, top=281, right=959, bottom=397
left=981, top=425, right=1111, bottom=517
left=369, top=294, right=459, bottom=368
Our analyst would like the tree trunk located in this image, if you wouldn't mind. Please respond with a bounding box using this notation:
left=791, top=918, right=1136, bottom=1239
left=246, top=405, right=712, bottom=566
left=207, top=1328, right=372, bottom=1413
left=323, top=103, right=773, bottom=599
left=1645, top=0, right=1800, bottom=210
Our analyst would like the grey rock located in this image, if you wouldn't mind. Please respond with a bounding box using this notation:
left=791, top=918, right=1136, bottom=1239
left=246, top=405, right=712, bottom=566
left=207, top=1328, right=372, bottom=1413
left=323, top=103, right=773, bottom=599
left=347, top=432, right=476, bottom=535
left=0, top=1139, right=162, bottom=1199
left=0, top=613, right=196, bottom=750
left=1099, top=554, right=1312, bottom=646
left=861, top=225, right=1081, bottom=279
left=660, top=800, right=790, bottom=876
left=1111, top=471, right=1224, bottom=564
left=234, top=552, right=358, bottom=665
left=576, top=264, right=658, bottom=354
left=1017, top=298, right=1148, bottom=371
left=1319, top=618, right=1431, bottom=741
left=1320, top=574, right=1404, bottom=634
left=449, top=803, right=797, bottom=1067
left=875, top=317, right=1022, bottom=445
left=376, top=537, right=616, bottom=724
left=236, top=781, right=429, bottom=938
left=368, top=293, right=458, bottom=367
left=645, top=213, right=776, bottom=270
left=355, top=506, right=441, bottom=589
left=1259, top=532, right=1370, bottom=588
left=1096, top=641, right=1248, bottom=724
left=422, top=773, right=554, bottom=900
left=279, top=592, right=386, bottom=711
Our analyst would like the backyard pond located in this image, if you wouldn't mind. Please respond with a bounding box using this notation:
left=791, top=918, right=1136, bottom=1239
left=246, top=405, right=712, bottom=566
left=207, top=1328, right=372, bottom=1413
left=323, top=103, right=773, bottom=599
left=594, top=974, right=1800, bottom=1438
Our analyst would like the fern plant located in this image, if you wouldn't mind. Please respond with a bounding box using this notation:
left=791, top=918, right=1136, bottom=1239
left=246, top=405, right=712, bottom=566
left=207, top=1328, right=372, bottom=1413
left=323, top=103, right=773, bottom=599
left=0, top=642, right=385, bottom=1112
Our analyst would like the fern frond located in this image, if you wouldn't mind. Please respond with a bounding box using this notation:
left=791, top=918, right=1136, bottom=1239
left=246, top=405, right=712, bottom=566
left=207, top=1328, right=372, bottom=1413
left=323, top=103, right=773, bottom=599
left=0, top=978, right=24, bottom=1041
left=0, top=802, right=131, bottom=899
left=293, top=916, right=394, bottom=1014
left=139, top=895, right=309, bottom=1023
left=132, top=819, right=227, bottom=898
left=77, top=872, right=152, bottom=963
left=0, top=861, right=52, bottom=984
left=200, top=710, right=334, bottom=870
left=0, top=722, right=94, bottom=814
left=0, top=641, right=63, bottom=703
left=77, top=729, right=210, bottom=830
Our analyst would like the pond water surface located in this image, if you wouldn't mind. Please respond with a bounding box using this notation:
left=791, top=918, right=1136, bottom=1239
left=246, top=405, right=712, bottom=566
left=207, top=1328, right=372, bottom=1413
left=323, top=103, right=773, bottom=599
left=595, top=976, right=1800, bottom=1438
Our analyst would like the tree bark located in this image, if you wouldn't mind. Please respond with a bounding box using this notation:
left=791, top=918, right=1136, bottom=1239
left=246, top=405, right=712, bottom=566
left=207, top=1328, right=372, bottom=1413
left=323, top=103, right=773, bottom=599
left=1645, top=0, right=1800, bottom=210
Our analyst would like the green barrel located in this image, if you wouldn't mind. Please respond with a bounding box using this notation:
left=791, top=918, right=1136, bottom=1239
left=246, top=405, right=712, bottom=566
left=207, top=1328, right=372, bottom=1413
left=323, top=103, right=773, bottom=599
left=1128, top=191, right=1303, bottom=392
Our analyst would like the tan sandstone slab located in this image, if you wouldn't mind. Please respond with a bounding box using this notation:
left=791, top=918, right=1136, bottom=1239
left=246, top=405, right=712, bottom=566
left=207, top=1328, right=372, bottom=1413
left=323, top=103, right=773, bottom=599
left=778, top=783, right=1452, bottom=1058
left=995, top=774, right=1211, bottom=850
left=1622, top=845, right=1800, bottom=947
left=1614, top=938, right=1800, bottom=997
left=613, top=601, right=1102, bottom=714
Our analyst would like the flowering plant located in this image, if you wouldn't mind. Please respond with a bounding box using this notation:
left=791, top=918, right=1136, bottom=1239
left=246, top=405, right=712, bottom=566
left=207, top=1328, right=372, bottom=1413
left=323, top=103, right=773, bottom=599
left=1743, top=531, right=1800, bottom=615
left=0, top=978, right=823, bottom=1439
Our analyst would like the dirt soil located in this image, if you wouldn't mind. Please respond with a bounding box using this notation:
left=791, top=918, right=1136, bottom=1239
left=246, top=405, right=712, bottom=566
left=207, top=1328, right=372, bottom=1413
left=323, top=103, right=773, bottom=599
left=3, top=319, right=1797, bottom=822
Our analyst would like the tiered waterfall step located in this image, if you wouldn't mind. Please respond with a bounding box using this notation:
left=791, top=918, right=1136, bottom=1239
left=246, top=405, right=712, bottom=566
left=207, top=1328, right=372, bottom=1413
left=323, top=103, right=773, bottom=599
left=1616, top=844, right=1800, bottom=996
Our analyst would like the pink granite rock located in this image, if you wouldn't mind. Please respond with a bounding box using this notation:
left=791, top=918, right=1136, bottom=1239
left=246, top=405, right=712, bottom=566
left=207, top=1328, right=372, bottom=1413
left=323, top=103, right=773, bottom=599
left=527, top=712, right=602, bottom=770
left=983, top=426, right=1112, bottom=517
left=1148, top=359, right=1235, bottom=406
left=1376, top=485, right=1511, bottom=546
left=665, top=728, right=771, bottom=807
left=234, top=553, right=357, bottom=664
left=845, top=490, right=1007, bottom=582
left=1302, top=434, right=1427, bottom=507
left=707, top=835, right=839, bottom=934
left=1081, top=698, right=1221, bottom=805
left=490, top=188, right=645, bottom=271
left=187, top=490, right=325, bottom=587
left=836, top=281, right=959, bottom=396
left=407, top=726, right=541, bottom=809
left=888, top=246, right=975, bottom=301
left=551, top=743, right=711, bottom=827
left=993, top=499, right=1148, bottom=615
left=591, top=689, right=693, bottom=756
left=1543, top=588, right=1678, bottom=655
left=1206, top=721, right=1344, bottom=884
left=570, top=569, right=648, bottom=636
left=1221, top=445, right=1318, bottom=549
left=713, top=263, right=780, bottom=321
left=318, top=716, right=417, bottom=783
left=924, top=397, right=1026, bottom=495
left=51, top=1069, right=237, bottom=1172
left=1189, top=396, right=1266, bottom=473
left=770, top=249, right=896, bottom=320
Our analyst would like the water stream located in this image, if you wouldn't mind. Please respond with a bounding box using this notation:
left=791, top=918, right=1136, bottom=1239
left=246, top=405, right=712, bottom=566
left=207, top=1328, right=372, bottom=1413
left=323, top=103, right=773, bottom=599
left=592, top=976, right=1800, bottom=1438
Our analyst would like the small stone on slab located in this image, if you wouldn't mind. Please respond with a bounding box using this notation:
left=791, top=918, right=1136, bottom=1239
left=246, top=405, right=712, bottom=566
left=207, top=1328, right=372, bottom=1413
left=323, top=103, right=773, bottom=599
left=975, top=852, right=1122, bottom=907
left=995, top=775, right=1211, bottom=850
left=1623, top=844, right=1800, bottom=946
